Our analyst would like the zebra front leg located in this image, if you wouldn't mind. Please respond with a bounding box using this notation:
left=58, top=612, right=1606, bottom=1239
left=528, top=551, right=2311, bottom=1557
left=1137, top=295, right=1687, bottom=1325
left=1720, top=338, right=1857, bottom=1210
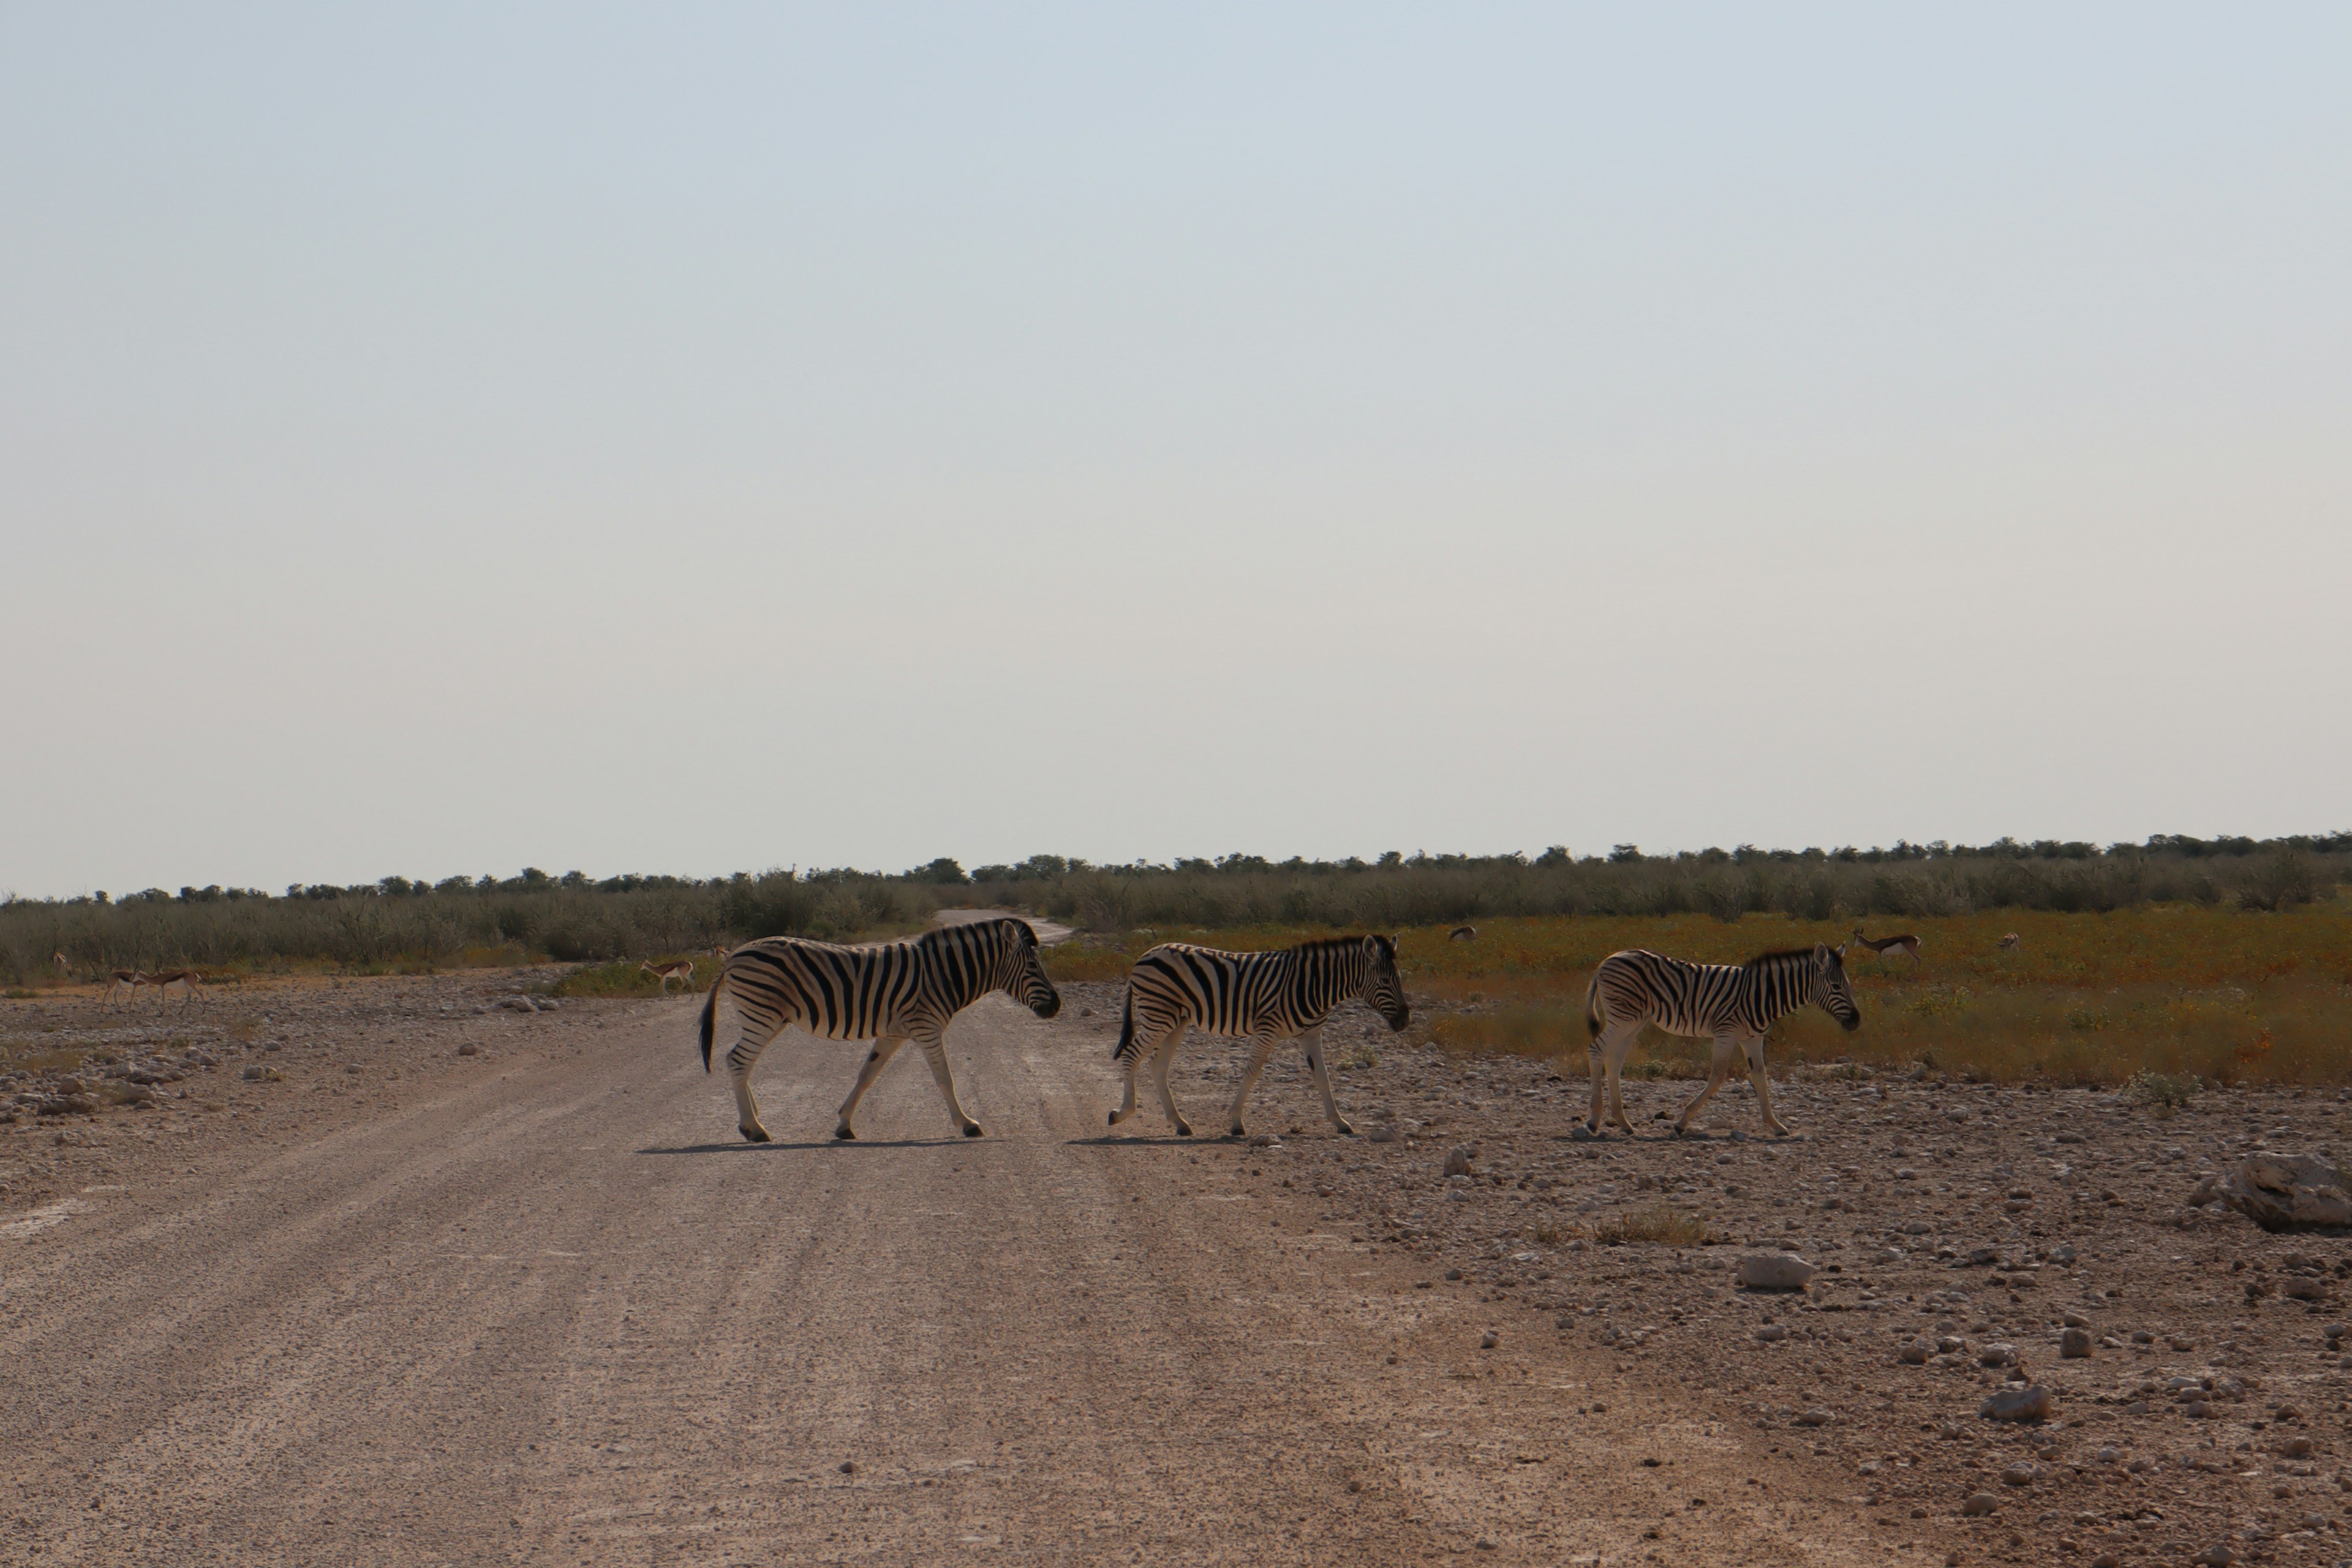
left=1673, top=1035, right=1739, bottom=1136
left=913, top=1032, right=984, bottom=1137
left=1300, top=1027, right=1352, bottom=1134
left=1152, top=1023, right=1193, bottom=1136
left=1225, top=1035, right=1278, bottom=1137
left=833, top=1035, right=908, bottom=1140
left=1743, top=1036, right=1791, bottom=1137
left=725, top=1027, right=787, bottom=1143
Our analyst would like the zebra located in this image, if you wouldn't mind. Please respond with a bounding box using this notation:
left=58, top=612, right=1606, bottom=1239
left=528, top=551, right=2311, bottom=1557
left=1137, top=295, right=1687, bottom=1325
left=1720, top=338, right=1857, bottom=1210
left=1108, top=935, right=1409, bottom=1138
left=696, top=917, right=1060, bottom=1143
left=1583, top=943, right=1860, bottom=1139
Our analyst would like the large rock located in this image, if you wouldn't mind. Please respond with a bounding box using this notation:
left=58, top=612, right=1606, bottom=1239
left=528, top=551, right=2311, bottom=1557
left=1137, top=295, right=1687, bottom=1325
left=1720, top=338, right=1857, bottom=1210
left=2190, top=1153, right=2352, bottom=1232
left=1737, top=1252, right=1817, bottom=1291
left=1980, top=1385, right=2055, bottom=1423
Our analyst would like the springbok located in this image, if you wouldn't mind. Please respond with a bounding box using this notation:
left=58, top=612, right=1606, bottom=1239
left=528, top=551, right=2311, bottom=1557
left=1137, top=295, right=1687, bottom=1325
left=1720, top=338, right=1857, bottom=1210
left=1850, top=928, right=1921, bottom=968
left=149, top=969, right=203, bottom=1006
left=105, top=970, right=145, bottom=1007
left=1449, top=925, right=1477, bottom=942
left=641, top=959, right=695, bottom=997
left=1997, top=933, right=2022, bottom=953
left=51, top=951, right=69, bottom=979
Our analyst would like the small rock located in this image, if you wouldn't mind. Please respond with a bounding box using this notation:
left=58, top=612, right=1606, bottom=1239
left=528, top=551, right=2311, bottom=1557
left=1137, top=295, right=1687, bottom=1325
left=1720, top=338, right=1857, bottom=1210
left=1980, top=1385, right=2054, bottom=1423
left=1977, top=1343, right=2018, bottom=1368
left=1755, top=1324, right=1790, bottom=1343
left=1737, top=1253, right=1817, bottom=1291
left=2194, top=1548, right=2236, bottom=1568
left=1899, top=1338, right=1934, bottom=1365
left=838, top=1460, right=855, bottom=1475
left=457, top=1044, right=480, bottom=1057
left=2061, top=1327, right=2094, bottom=1358
left=1445, top=1268, right=1463, bottom=1281
left=2278, top=1436, right=2315, bottom=1460
left=1795, top=1408, right=1833, bottom=1427
left=1479, top=1330, right=1498, bottom=1350
left=1443, top=1146, right=1477, bottom=1177
left=1962, top=1492, right=1999, bottom=1516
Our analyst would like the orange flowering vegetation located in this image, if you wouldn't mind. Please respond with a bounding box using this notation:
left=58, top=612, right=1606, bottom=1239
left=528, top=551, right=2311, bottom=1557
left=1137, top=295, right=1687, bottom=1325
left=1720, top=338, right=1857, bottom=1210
left=1048, top=901, right=2352, bottom=1087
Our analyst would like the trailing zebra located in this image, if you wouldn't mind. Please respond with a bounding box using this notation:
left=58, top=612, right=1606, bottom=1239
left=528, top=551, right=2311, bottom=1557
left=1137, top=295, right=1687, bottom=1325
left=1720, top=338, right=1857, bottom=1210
left=697, top=917, right=1060, bottom=1143
left=1109, top=935, right=1409, bottom=1138
left=1583, top=943, right=1860, bottom=1139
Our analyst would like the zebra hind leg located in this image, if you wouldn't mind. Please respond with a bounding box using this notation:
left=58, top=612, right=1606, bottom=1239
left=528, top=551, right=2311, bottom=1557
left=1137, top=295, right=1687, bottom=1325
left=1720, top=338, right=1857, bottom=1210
left=833, top=1035, right=908, bottom=1140
left=726, top=1027, right=787, bottom=1143
left=1226, top=1035, right=1278, bottom=1138
left=1596, top=1021, right=1642, bottom=1135
left=1300, top=1027, right=1352, bottom=1134
left=1150, top=1023, right=1192, bottom=1136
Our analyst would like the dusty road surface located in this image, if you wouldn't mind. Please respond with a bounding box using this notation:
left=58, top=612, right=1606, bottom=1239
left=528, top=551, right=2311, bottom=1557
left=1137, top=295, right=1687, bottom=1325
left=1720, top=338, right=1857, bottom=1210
left=2, top=980, right=1919, bottom=1567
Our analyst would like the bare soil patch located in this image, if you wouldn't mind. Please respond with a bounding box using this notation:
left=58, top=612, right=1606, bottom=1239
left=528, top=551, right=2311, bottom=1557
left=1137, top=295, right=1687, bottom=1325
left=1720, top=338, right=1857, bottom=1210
left=15, top=969, right=2322, bottom=1565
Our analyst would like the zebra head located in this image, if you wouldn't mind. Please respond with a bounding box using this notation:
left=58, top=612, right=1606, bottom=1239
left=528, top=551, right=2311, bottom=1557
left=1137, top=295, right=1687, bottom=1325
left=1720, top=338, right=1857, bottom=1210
left=1812, top=941, right=1861, bottom=1031
left=1362, top=935, right=1410, bottom=1031
left=998, top=919, right=1062, bottom=1019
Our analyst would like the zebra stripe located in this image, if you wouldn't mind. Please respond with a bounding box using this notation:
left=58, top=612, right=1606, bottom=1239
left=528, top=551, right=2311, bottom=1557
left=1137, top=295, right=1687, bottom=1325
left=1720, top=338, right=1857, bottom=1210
left=697, top=917, right=1060, bottom=1143
left=1581, top=943, right=1860, bottom=1139
left=1107, top=935, right=1409, bottom=1139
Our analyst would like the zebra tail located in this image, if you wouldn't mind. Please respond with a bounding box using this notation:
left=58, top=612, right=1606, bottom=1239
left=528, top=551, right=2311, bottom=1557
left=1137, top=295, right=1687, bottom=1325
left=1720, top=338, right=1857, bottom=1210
left=1112, top=990, right=1134, bottom=1064
left=1583, top=970, right=1602, bottom=1037
left=698, top=971, right=724, bottom=1073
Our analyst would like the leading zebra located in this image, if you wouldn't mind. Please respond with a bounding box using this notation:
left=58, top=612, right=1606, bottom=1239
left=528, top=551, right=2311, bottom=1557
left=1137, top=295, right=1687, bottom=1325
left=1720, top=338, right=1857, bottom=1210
left=1583, top=943, right=1860, bottom=1139
left=697, top=917, right=1060, bottom=1143
left=1109, top=935, right=1409, bottom=1138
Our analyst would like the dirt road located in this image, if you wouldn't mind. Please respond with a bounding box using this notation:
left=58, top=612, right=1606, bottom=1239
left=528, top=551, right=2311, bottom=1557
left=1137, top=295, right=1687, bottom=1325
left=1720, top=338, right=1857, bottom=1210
left=2, top=985, right=1917, bottom=1567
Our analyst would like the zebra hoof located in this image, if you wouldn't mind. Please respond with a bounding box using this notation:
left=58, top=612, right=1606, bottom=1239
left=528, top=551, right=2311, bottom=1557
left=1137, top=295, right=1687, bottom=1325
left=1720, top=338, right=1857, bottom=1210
left=1333, top=1121, right=1355, bottom=1136
left=1174, top=1124, right=1193, bottom=1137
left=1108, top=1110, right=1119, bottom=1126
left=833, top=1127, right=856, bottom=1141
left=963, top=1124, right=984, bottom=1137
left=741, top=1126, right=771, bottom=1144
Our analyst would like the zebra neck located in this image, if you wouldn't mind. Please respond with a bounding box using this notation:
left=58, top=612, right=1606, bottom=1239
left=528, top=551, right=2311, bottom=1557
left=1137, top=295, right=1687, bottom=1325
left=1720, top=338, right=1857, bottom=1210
left=1744, top=956, right=1815, bottom=1025
left=1297, top=949, right=1363, bottom=1019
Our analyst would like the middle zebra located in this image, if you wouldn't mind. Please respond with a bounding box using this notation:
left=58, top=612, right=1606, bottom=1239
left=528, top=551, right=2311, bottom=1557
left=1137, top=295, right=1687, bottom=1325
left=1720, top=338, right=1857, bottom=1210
left=698, top=917, right=1060, bottom=1143
left=1109, top=934, right=1409, bottom=1138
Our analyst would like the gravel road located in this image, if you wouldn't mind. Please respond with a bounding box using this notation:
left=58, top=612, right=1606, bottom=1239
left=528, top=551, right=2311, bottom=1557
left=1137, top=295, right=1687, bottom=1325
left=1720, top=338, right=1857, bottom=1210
left=2, top=977, right=1920, bottom=1567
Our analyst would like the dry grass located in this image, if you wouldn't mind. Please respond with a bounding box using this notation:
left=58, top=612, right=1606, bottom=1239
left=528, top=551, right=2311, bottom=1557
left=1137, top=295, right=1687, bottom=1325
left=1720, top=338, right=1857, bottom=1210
left=1591, top=1204, right=1722, bottom=1248
left=1038, top=900, right=2352, bottom=1088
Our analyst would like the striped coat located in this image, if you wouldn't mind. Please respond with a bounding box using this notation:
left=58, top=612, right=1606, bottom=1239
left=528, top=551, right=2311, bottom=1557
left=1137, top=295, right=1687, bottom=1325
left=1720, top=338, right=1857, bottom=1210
left=698, top=918, right=1060, bottom=1142
left=1108, top=935, right=1409, bottom=1138
left=1582, top=943, right=1860, bottom=1139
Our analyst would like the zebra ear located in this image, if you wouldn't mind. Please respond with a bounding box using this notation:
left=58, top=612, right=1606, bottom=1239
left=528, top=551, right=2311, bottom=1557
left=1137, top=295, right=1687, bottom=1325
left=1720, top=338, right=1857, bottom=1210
left=1815, top=941, right=1835, bottom=964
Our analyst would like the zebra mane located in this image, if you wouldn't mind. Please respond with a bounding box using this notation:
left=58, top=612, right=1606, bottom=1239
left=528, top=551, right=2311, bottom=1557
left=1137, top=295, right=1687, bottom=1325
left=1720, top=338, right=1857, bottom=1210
left=1742, top=946, right=1825, bottom=968
left=1290, top=934, right=1381, bottom=957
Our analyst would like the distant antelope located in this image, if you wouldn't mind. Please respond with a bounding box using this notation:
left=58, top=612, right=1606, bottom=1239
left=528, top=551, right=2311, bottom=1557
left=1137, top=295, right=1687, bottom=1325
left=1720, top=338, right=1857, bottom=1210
left=1997, top=933, right=2021, bottom=953
left=51, top=951, right=69, bottom=979
left=149, top=969, right=203, bottom=1006
left=105, top=970, right=145, bottom=1007
left=641, top=959, right=695, bottom=997
left=1850, top=928, right=1921, bottom=967
left=1449, top=925, right=1477, bottom=942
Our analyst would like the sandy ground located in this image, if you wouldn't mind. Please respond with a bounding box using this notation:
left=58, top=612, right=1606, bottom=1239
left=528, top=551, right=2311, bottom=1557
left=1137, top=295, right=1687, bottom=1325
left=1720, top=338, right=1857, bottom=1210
left=0, top=972, right=1931, bottom=1568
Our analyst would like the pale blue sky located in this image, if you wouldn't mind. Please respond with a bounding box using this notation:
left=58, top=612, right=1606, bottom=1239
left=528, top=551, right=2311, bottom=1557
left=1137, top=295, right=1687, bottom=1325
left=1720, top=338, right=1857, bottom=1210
left=5, top=6, right=2348, bottom=896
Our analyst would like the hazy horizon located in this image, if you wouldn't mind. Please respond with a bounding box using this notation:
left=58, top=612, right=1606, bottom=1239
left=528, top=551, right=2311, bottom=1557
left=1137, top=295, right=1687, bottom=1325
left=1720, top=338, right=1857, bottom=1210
left=7, top=6, right=2349, bottom=900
